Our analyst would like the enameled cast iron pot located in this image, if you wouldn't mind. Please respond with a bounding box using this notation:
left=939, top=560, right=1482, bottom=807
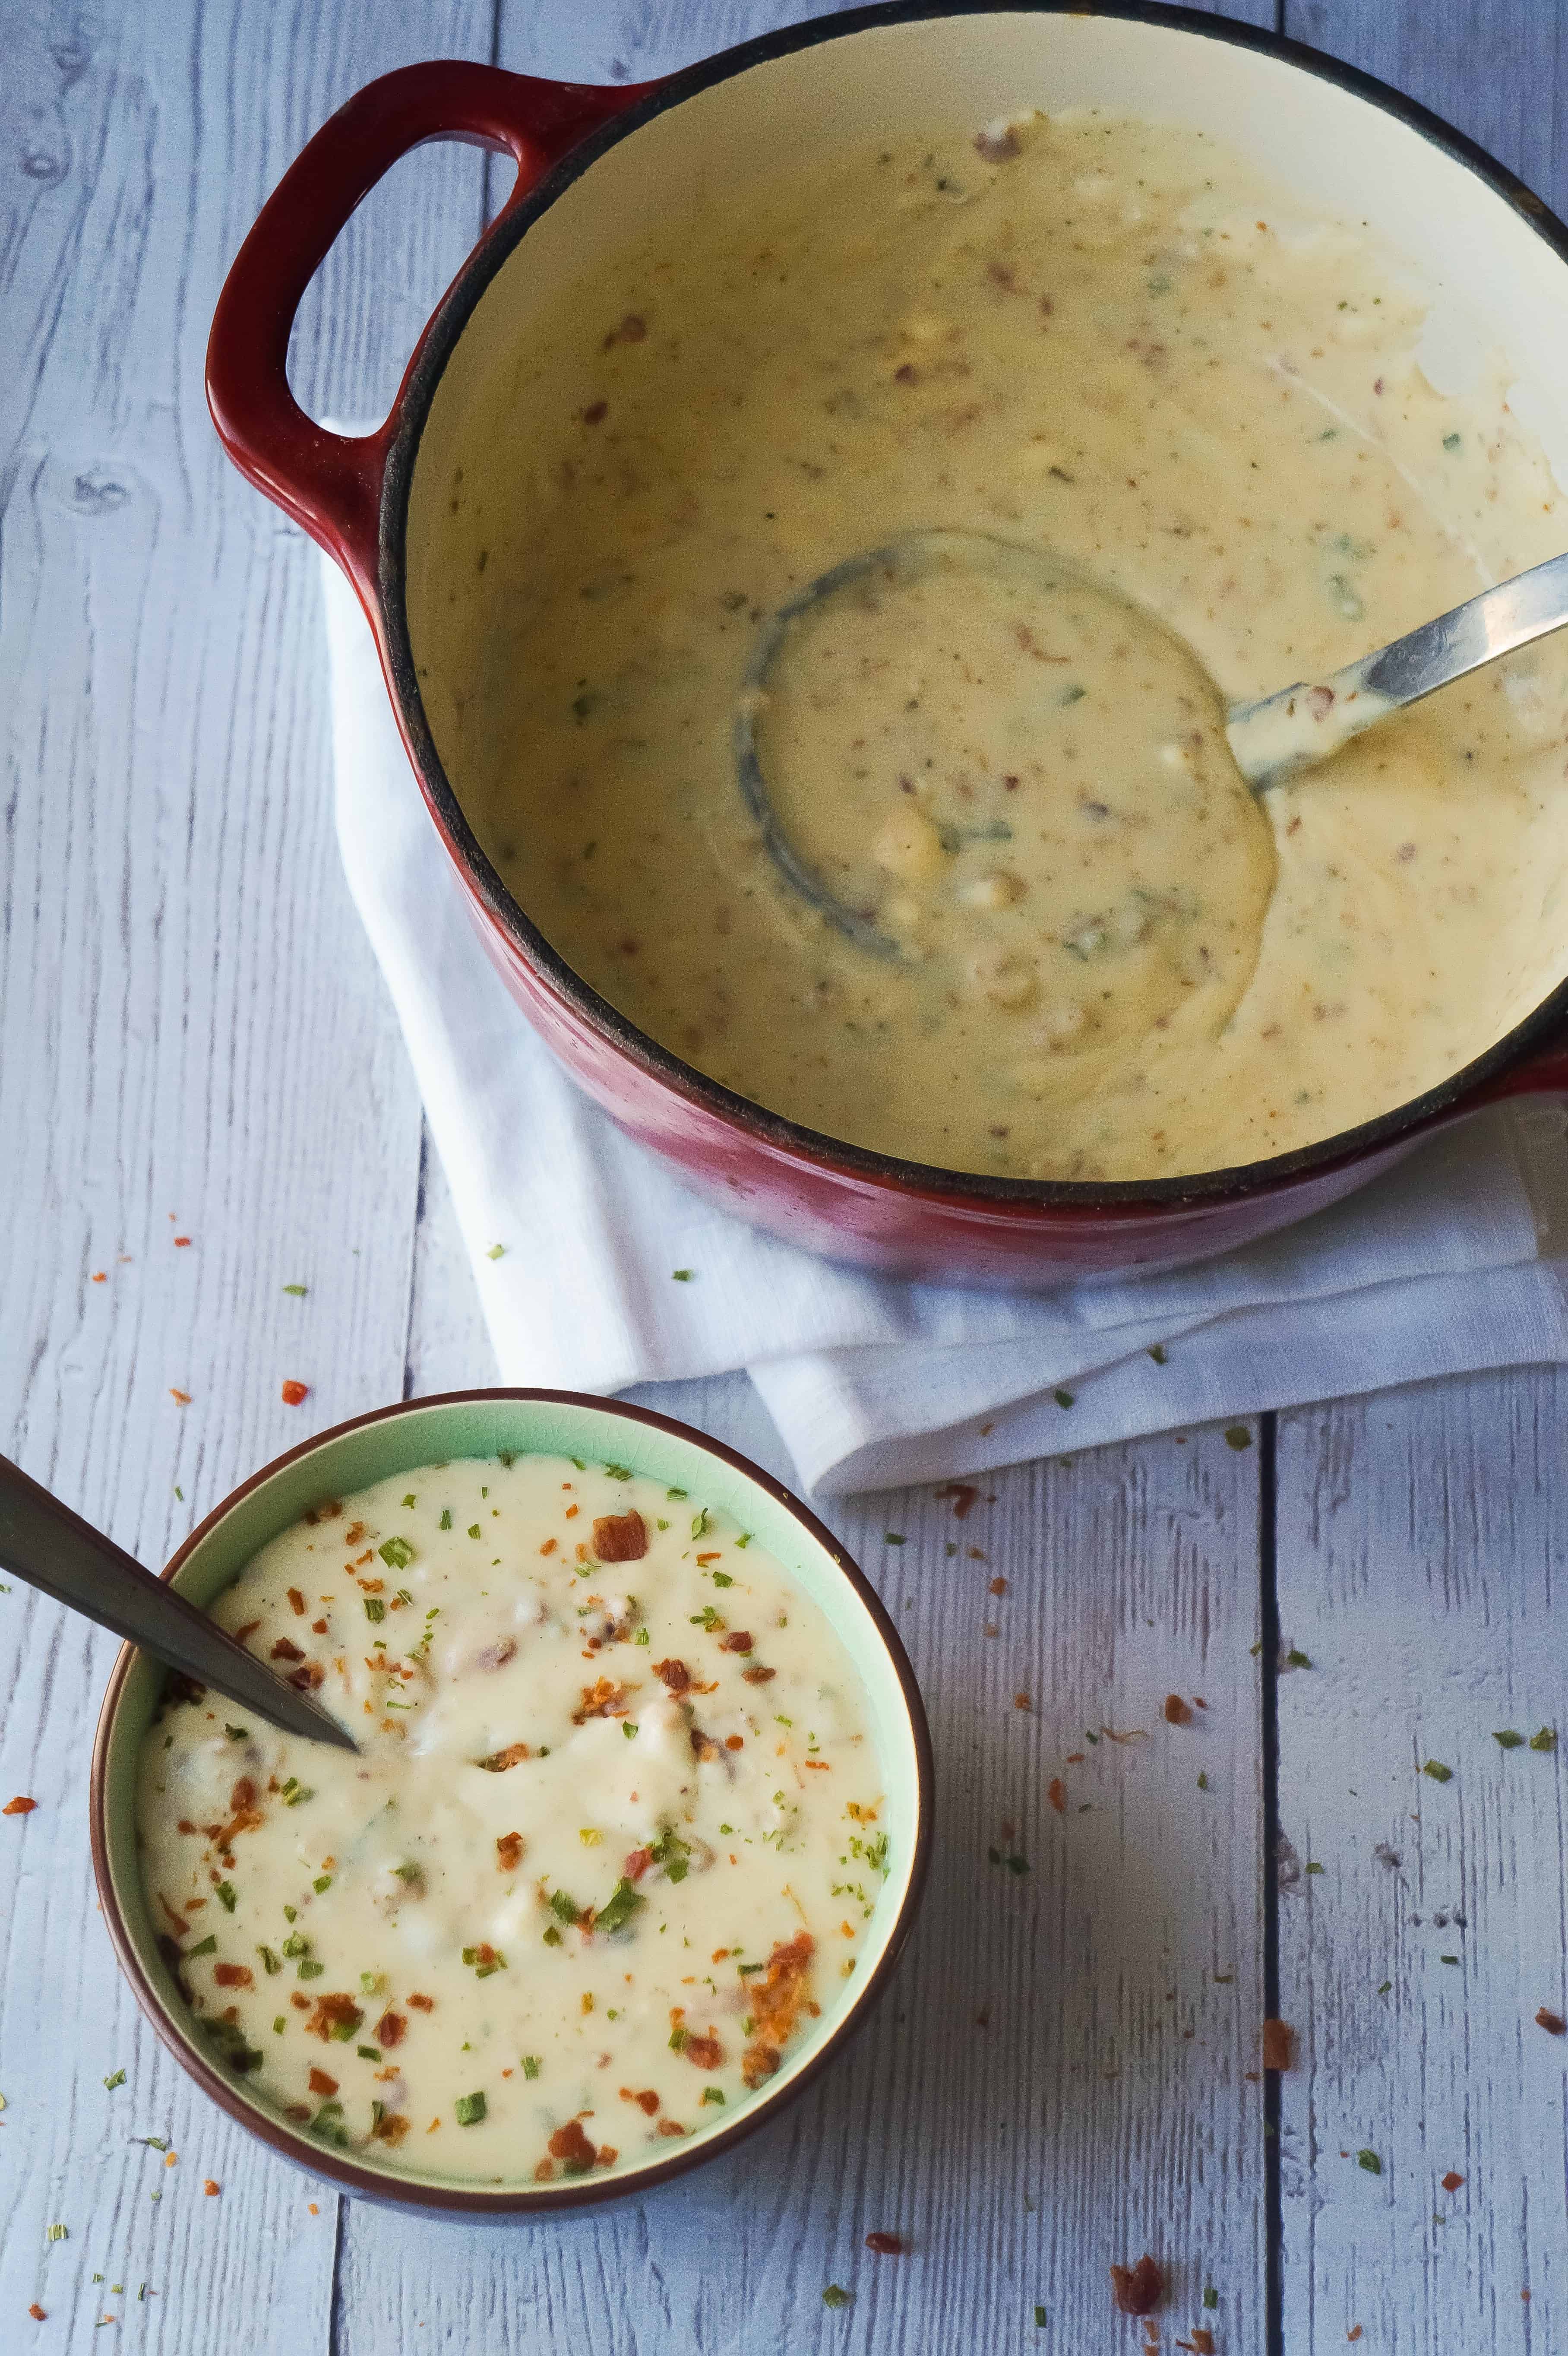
left=90, top=1390, right=932, bottom=2216
left=207, top=3, right=1568, bottom=1286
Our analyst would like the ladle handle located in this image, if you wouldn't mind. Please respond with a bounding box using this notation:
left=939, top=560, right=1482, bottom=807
left=205, top=61, right=648, bottom=606
left=0, top=1453, right=356, bottom=1750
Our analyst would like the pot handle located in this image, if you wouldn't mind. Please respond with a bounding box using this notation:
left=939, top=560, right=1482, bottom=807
left=206, top=61, right=647, bottom=599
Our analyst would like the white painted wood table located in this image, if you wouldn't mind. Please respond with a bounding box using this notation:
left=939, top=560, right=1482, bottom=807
left=2, top=2, right=1565, bottom=2349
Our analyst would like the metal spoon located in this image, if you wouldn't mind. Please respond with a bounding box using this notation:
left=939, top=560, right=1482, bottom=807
left=737, top=529, right=1568, bottom=951
left=0, top=1451, right=357, bottom=1751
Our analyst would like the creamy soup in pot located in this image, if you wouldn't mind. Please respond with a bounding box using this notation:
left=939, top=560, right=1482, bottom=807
left=418, top=112, right=1568, bottom=1181
left=136, top=1456, right=886, bottom=2185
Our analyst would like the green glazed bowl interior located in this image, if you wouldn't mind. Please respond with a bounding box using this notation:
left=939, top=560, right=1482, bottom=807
left=92, top=1390, right=931, bottom=2214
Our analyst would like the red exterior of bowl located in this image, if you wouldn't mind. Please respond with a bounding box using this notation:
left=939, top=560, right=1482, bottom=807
left=205, top=5, right=1568, bottom=1286
left=89, top=1390, right=933, bottom=2217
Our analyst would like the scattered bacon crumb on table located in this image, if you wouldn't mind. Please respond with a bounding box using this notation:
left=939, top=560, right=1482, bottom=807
left=1535, top=2007, right=1566, bottom=2034
left=1110, top=2256, right=1163, bottom=2316
left=1442, top=2171, right=1464, bottom=2192
left=3, top=1796, right=37, bottom=1816
left=1164, top=1693, right=1194, bottom=1725
left=1262, top=2018, right=1294, bottom=2071
left=865, top=2231, right=904, bottom=2254
left=280, top=1379, right=309, bottom=1406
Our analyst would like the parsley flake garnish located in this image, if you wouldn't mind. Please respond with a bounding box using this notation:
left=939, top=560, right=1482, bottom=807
left=1286, top=1650, right=1312, bottom=1669
left=692, top=1507, right=709, bottom=1539
left=822, top=2286, right=851, bottom=2309
left=224, top=1723, right=248, bottom=1741
left=1054, top=1388, right=1075, bottom=1409
left=313, top=1874, right=331, bottom=1894
left=467, top=1523, right=481, bottom=1540
left=596, top=1878, right=644, bottom=1935
left=1494, top=1729, right=1525, bottom=1748
left=1422, top=1760, right=1453, bottom=1783
left=1203, top=2288, right=1218, bottom=2311
left=711, top=1570, right=732, bottom=1588
left=1357, top=2148, right=1381, bottom=2174
left=549, top=1889, right=581, bottom=1925
left=1531, top=1726, right=1557, bottom=1751
left=1224, top=1425, right=1252, bottom=1450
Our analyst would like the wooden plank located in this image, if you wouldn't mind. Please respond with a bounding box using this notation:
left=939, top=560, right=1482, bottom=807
left=335, top=1387, right=1268, bottom=2356
left=1271, top=13, right=1566, bottom=2354
left=1274, top=1372, right=1568, bottom=2355
left=0, top=0, right=491, bottom=2347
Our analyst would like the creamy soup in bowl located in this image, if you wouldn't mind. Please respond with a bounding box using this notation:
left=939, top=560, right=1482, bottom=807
left=424, top=108, right=1568, bottom=1186
left=92, top=1394, right=930, bottom=2212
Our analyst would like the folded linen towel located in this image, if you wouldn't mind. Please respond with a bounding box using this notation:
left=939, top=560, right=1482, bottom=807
left=322, top=557, right=1568, bottom=1493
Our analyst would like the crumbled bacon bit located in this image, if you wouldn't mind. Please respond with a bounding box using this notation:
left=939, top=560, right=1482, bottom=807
left=656, top=2118, right=686, bottom=2137
left=988, top=1577, right=1008, bottom=1597
left=604, top=314, right=646, bottom=346
left=574, top=1676, right=631, bottom=1723
left=407, top=1992, right=433, bottom=2012
left=539, top=1538, right=557, bottom=1556
left=308, top=2067, right=338, bottom=2097
left=288, top=1587, right=306, bottom=1616
left=235, top=1619, right=261, bottom=1643
left=3, top=1796, right=37, bottom=1816
left=719, top=1631, right=753, bottom=1654
left=865, top=2232, right=904, bottom=2255
left=280, top=1380, right=309, bottom=1406
left=214, top=1962, right=253, bottom=1989
left=305, top=1994, right=363, bottom=2042
left=684, top=2033, right=723, bottom=2071
left=594, top=1509, right=648, bottom=1562
left=625, top=1847, right=651, bottom=1881
left=1262, top=2019, right=1294, bottom=2072
left=742, top=1664, right=775, bottom=1683
left=1163, top=1694, right=1193, bottom=1726
left=269, top=1637, right=304, bottom=1662
left=375, top=2012, right=406, bottom=2049
left=935, top=1481, right=981, bottom=1518
left=725, top=1735, right=744, bottom=1751
left=742, top=1932, right=814, bottom=2087
left=29, top=2303, right=46, bottom=2320
left=1536, top=2008, right=1566, bottom=2035
left=169, top=1388, right=192, bottom=1404
left=894, top=363, right=919, bottom=385
left=547, top=2118, right=598, bottom=2168
left=1188, top=2331, right=1215, bottom=2355
left=581, top=401, right=608, bottom=425
left=973, top=124, right=1019, bottom=162
left=1048, top=1778, right=1066, bottom=1815
left=1110, top=2257, right=1163, bottom=2316
left=1347, top=2331, right=1363, bottom=2343
left=1441, top=2171, right=1465, bottom=2192
left=1014, top=1692, right=1031, bottom=1711
left=621, top=2087, right=660, bottom=2115
left=496, top=1831, right=524, bottom=1873
left=372, top=2112, right=410, bottom=2146
left=654, top=1658, right=691, bottom=1695
left=312, top=1618, right=327, bottom=1634
left=287, top=1662, right=324, bottom=1690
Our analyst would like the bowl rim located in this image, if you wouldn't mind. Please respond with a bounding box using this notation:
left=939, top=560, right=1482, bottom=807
left=375, top=0, right=1568, bottom=1215
left=89, top=1386, right=934, bottom=2215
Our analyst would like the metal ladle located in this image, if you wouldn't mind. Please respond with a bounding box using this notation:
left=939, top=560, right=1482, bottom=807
left=737, top=528, right=1568, bottom=955
left=0, top=1451, right=357, bottom=1750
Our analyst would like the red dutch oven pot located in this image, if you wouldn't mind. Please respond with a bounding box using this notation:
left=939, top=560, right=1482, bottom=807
left=207, top=3, right=1568, bottom=1287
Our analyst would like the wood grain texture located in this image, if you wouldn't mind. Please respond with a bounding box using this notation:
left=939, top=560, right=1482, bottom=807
left=335, top=1393, right=1268, bottom=2356
left=1274, top=1374, right=1568, bottom=2355
left=0, top=0, right=490, bottom=2345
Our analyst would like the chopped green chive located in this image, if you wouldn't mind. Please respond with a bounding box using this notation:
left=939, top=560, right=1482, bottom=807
left=596, top=1878, right=644, bottom=1935
left=283, top=1784, right=313, bottom=1808
left=1531, top=1727, right=1557, bottom=1751
left=1422, top=1760, right=1453, bottom=1783
left=103, top=2069, right=126, bottom=2091
left=378, top=1537, right=414, bottom=1571
left=1034, top=2306, right=1047, bottom=2328
left=623, top=1722, right=638, bottom=1740
left=735, top=1533, right=752, bottom=1550
left=666, top=1487, right=687, bottom=1501
left=486, top=1244, right=506, bottom=1261
left=1377, top=1981, right=1391, bottom=1995
left=1440, top=1954, right=1460, bottom=1965
left=885, top=1532, right=906, bottom=1546
left=282, top=1284, right=307, bottom=1296
left=1306, top=1862, right=1324, bottom=1875
left=257, top=1946, right=280, bottom=1976
left=668, top=2026, right=687, bottom=2051
left=691, top=1508, right=709, bottom=1539
left=1054, top=1388, right=1075, bottom=1409
left=549, top=1889, right=580, bottom=1925
left=1203, top=2288, right=1218, bottom=2311
left=1148, top=1344, right=1168, bottom=1365
left=439, top=1509, right=452, bottom=1531
left=1286, top=1650, right=1312, bottom=1669
left=701, top=2087, right=725, bottom=2105
left=364, top=1597, right=385, bottom=1623
left=215, top=1881, right=237, bottom=1913
left=1357, top=2148, right=1381, bottom=2175
left=455, top=2091, right=487, bottom=2126
left=281, top=1934, right=309, bottom=1958
left=46, top=2223, right=67, bottom=2243
left=1494, top=1729, right=1525, bottom=1748
left=224, top=1723, right=249, bottom=1741
left=393, top=1862, right=420, bottom=1883
left=468, top=1523, right=481, bottom=1540
left=1443, top=431, right=1462, bottom=452
left=185, top=1934, right=217, bottom=1958
left=603, top=1463, right=633, bottom=1482
left=522, top=2055, right=541, bottom=2079
left=1197, top=1771, right=1210, bottom=1791
left=672, top=1268, right=692, bottom=1281
left=313, top=1874, right=332, bottom=1894
left=822, top=2286, right=850, bottom=2309
left=635, top=1626, right=651, bottom=1641
left=1224, top=1425, right=1252, bottom=1450
left=297, top=1959, right=324, bottom=1981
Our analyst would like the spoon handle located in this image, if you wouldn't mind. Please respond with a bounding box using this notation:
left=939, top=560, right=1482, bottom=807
left=1228, top=546, right=1568, bottom=788
left=0, top=1453, right=357, bottom=1751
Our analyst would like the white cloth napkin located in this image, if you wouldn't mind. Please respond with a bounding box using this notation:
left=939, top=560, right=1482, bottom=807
left=322, top=558, right=1568, bottom=1494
